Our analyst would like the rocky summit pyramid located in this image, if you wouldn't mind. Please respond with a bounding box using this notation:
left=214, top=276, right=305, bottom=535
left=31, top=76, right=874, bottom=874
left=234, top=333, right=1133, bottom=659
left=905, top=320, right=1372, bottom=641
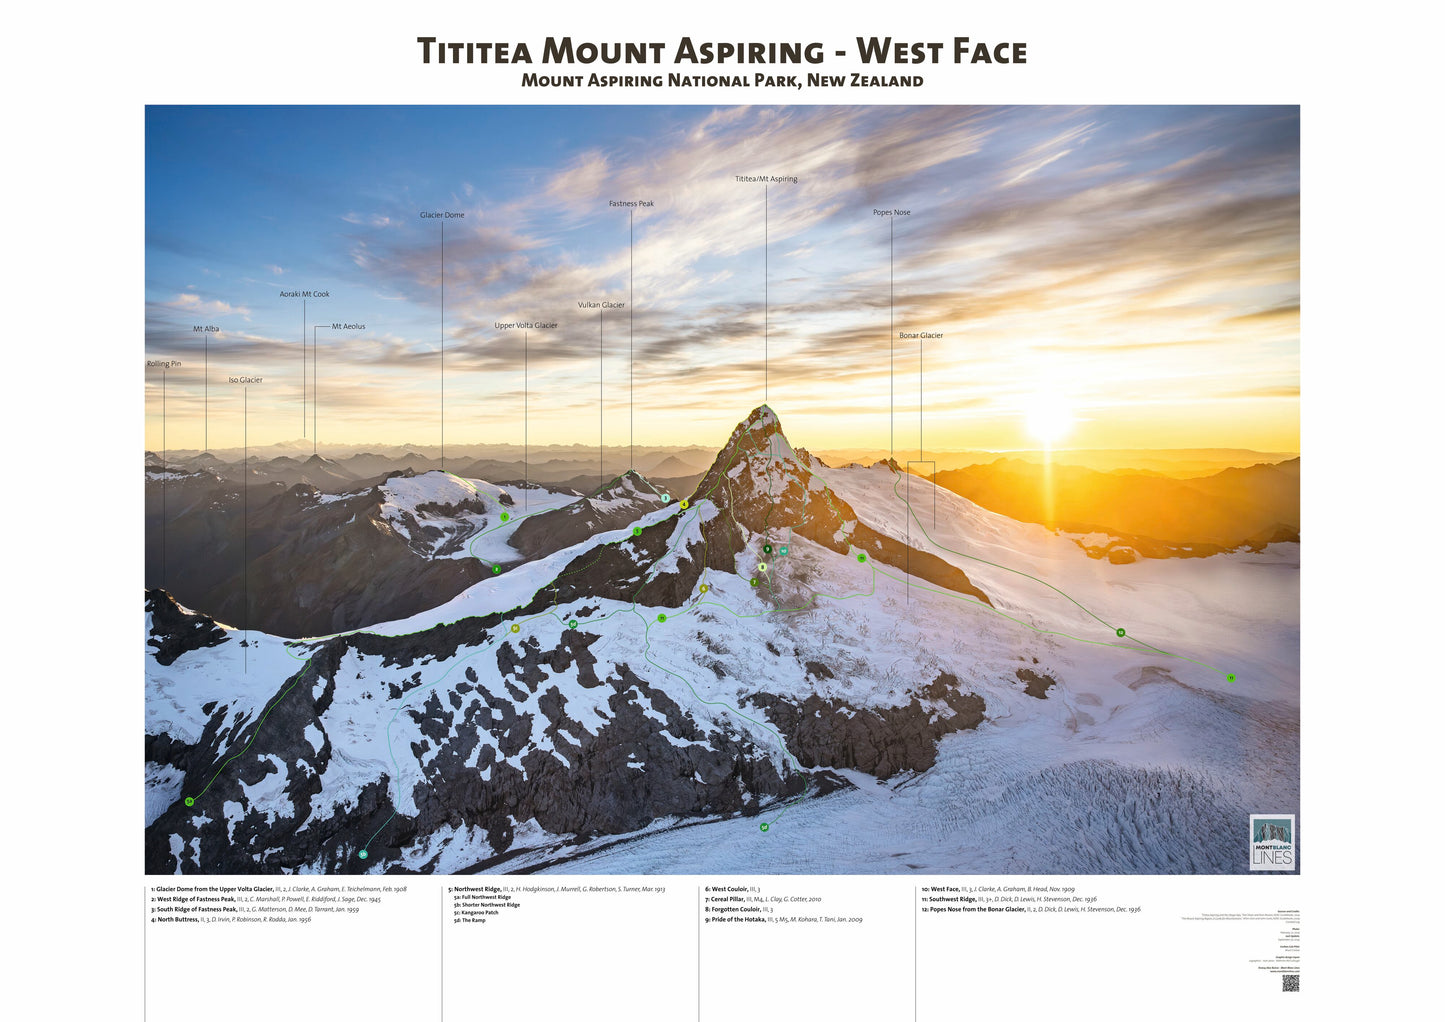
left=144, top=399, right=1300, bottom=876
left=529, top=405, right=990, bottom=611
left=689, top=403, right=842, bottom=540
left=144, top=404, right=1072, bottom=875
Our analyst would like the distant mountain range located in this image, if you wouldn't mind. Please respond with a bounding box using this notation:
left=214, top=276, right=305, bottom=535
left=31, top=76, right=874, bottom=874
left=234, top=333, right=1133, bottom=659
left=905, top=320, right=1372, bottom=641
left=145, top=406, right=1300, bottom=875
left=821, top=447, right=1298, bottom=478
left=928, top=457, right=1300, bottom=558
left=148, top=443, right=718, bottom=485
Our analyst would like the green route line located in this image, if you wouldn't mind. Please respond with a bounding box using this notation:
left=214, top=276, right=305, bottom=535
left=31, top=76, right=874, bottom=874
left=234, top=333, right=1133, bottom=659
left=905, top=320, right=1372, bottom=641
left=726, top=422, right=811, bottom=821
left=181, top=424, right=803, bottom=852
left=354, top=426, right=821, bottom=850
left=736, top=420, right=858, bottom=819
left=703, top=423, right=817, bottom=821
left=887, top=470, right=1115, bottom=633
left=185, top=662, right=317, bottom=805
left=459, top=468, right=661, bottom=566
left=180, top=470, right=684, bottom=837
left=177, top=408, right=1230, bottom=864
left=866, top=564, right=1226, bottom=675
left=635, top=610, right=805, bottom=826
left=357, top=416, right=858, bottom=846
left=446, top=432, right=1225, bottom=683
left=884, top=470, right=1230, bottom=678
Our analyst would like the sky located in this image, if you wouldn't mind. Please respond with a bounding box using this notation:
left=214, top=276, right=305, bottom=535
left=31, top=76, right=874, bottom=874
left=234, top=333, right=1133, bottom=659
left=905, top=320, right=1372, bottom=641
left=144, top=105, right=1299, bottom=455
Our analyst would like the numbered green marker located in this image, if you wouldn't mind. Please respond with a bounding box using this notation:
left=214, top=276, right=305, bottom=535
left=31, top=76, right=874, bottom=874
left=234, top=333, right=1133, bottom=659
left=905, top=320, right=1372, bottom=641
left=764, top=543, right=773, bottom=555
left=491, top=564, right=501, bottom=575
left=857, top=553, right=867, bottom=563
left=358, top=849, right=369, bottom=860
left=1226, top=673, right=1237, bottom=683
left=500, top=512, right=510, bottom=522
left=779, top=545, right=789, bottom=556
left=750, top=578, right=759, bottom=587
left=633, top=526, right=642, bottom=536
left=510, top=624, right=520, bottom=633
left=1116, top=627, right=1126, bottom=638
left=759, top=822, right=770, bottom=833
left=184, top=797, right=194, bottom=807
left=568, top=619, right=578, bottom=629
left=657, top=613, right=667, bottom=623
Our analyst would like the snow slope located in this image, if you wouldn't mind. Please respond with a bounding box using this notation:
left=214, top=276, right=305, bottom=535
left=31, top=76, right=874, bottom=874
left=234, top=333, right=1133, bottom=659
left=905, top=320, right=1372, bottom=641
left=144, top=407, right=1299, bottom=875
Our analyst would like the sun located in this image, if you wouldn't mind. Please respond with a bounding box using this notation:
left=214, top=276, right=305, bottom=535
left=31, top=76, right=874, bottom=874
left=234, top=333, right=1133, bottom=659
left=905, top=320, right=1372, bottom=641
left=1024, top=394, right=1075, bottom=448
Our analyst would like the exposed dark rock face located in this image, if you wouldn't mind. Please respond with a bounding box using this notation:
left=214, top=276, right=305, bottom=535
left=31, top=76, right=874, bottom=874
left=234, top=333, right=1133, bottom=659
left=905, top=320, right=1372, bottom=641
left=316, top=614, right=503, bottom=670
left=847, top=519, right=993, bottom=605
left=509, top=470, right=666, bottom=560
left=408, top=655, right=813, bottom=851
left=146, top=589, right=230, bottom=666
left=145, top=624, right=839, bottom=873
left=748, top=671, right=986, bottom=780
left=144, top=472, right=487, bottom=637
left=145, top=406, right=1009, bottom=875
left=1070, top=523, right=1302, bottom=562
left=144, top=658, right=403, bottom=875
left=1016, top=668, right=1057, bottom=699
left=526, top=503, right=711, bottom=611
left=415, top=495, right=489, bottom=517
left=1243, top=523, right=1300, bottom=548
left=687, top=407, right=992, bottom=606
left=538, top=407, right=992, bottom=612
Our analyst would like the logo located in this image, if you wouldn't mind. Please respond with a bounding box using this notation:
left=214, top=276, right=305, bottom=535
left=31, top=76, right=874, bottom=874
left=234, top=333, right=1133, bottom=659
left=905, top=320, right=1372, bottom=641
left=1249, top=814, right=1296, bottom=871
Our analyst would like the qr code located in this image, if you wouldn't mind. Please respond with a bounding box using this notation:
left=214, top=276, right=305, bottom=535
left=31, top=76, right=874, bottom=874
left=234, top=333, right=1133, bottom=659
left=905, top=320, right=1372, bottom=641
left=1282, top=974, right=1300, bottom=992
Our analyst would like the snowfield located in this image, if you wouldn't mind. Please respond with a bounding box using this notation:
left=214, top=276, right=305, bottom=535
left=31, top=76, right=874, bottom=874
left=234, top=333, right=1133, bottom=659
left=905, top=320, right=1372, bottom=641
left=376, top=471, right=582, bottom=563
left=145, top=410, right=1298, bottom=875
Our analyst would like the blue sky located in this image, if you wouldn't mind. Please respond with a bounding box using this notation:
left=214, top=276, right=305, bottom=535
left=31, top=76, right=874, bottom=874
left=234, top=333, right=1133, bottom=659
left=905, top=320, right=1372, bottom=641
left=145, top=105, right=1299, bottom=454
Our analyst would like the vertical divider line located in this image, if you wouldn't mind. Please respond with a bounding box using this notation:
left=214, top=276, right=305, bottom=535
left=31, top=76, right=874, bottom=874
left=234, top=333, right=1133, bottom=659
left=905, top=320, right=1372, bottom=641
left=697, top=885, right=702, bottom=1022
left=440, top=886, right=445, bottom=1022
left=599, top=308, right=604, bottom=489
left=528, top=329, right=534, bottom=508
left=313, top=326, right=318, bottom=457
left=161, top=369, right=166, bottom=588
left=440, top=218, right=445, bottom=470
left=630, top=208, right=634, bottom=471
left=243, top=386, right=248, bottom=673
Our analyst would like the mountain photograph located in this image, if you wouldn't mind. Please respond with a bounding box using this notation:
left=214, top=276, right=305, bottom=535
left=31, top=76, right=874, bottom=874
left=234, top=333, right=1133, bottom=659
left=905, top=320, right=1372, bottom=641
left=145, top=406, right=1298, bottom=875
left=145, top=104, right=1299, bottom=875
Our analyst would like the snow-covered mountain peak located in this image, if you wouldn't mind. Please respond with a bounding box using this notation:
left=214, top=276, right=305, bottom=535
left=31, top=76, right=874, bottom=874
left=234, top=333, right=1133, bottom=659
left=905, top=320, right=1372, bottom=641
left=380, top=469, right=486, bottom=512
left=743, top=403, right=780, bottom=432
left=722, top=404, right=800, bottom=462
left=691, top=405, right=826, bottom=521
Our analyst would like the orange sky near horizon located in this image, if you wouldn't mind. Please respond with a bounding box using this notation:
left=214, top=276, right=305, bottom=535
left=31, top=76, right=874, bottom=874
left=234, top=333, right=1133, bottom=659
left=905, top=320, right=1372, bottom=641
left=145, top=105, right=1299, bottom=456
